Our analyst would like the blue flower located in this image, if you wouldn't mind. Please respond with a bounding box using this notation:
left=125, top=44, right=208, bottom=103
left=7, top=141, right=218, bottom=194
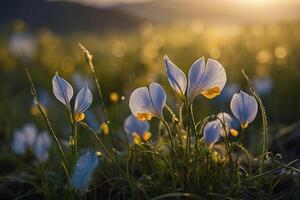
left=124, top=115, right=151, bottom=144
left=52, top=73, right=93, bottom=122
left=52, top=73, right=74, bottom=109
left=216, top=112, right=239, bottom=137
left=11, top=124, right=52, bottom=162
left=164, top=56, right=226, bottom=103
left=11, top=130, right=28, bottom=155
left=34, top=131, right=52, bottom=162
left=71, top=151, right=100, bottom=192
left=11, top=124, right=37, bottom=154
left=129, top=82, right=166, bottom=121
left=164, top=56, right=187, bottom=97
left=203, top=120, right=221, bottom=147
left=230, top=91, right=258, bottom=129
left=74, top=86, right=93, bottom=115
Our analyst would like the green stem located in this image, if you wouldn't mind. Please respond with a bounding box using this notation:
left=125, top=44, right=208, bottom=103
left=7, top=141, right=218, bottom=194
left=26, top=69, right=70, bottom=172
left=228, top=159, right=299, bottom=192
left=79, top=43, right=107, bottom=116
left=189, top=105, right=198, bottom=156
left=215, top=115, right=234, bottom=166
left=232, top=142, right=253, bottom=177
left=79, top=122, right=125, bottom=176
left=162, top=119, right=176, bottom=190
left=79, top=43, right=119, bottom=162
left=179, top=103, right=184, bottom=127
left=185, top=103, right=191, bottom=160
left=242, top=70, right=269, bottom=176
left=165, top=105, right=183, bottom=150
left=73, top=120, right=78, bottom=161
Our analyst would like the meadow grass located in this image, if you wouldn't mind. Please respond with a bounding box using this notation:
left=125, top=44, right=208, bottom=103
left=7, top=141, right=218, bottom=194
left=21, top=44, right=299, bottom=199
left=1, top=22, right=300, bottom=199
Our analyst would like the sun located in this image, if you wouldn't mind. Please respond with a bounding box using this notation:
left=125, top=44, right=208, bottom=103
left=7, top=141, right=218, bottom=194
left=238, top=0, right=273, bottom=5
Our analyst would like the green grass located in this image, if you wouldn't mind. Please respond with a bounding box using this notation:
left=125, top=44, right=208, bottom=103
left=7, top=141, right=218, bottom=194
left=0, top=22, right=300, bottom=199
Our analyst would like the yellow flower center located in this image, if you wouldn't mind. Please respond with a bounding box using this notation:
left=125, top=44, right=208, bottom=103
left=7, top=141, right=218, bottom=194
left=132, top=132, right=142, bottom=144
left=96, top=151, right=102, bottom=157
left=110, top=92, right=119, bottom=103
left=100, top=123, right=109, bottom=135
left=230, top=129, right=239, bottom=137
left=212, top=151, right=221, bottom=163
left=136, top=112, right=153, bottom=121
left=74, top=112, right=85, bottom=122
left=201, top=87, right=221, bottom=99
left=143, top=132, right=152, bottom=141
left=69, top=137, right=75, bottom=146
left=241, top=122, right=248, bottom=129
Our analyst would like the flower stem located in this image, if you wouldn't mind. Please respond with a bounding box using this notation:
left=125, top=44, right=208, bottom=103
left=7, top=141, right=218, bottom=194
left=26, top=68, right=70, bottom=172
left=162, top=119, right=176, bottom=190
left=242, top=70, right=269, bottom=176
left=79, top=122, right=125, bottom=176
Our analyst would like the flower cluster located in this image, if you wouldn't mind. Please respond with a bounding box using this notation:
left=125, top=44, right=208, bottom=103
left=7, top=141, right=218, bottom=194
left=127, top=56, right=258, bottom=147
left=11, top=124, right=51, bottom=162
left=14, top=54, right=260, bottom=194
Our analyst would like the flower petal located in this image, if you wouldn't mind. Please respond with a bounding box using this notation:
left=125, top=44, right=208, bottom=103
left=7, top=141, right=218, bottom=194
left=52, top=73, right=73, bottom=107
left=129, top=87, right=155, bottom=120
left=11, top=130, right=27, bottom=155
left=164, top=55, right=187, bottom=96
left=71, top=151, right=99, bottom=192
left=124, top=115, right=149, bottom=139
left=203, top=120, right=221, bottom=147
left=149, top=82, right=166, bottom=117
left=187, top=57, right=206, bottom=102
left=22, top=123, right=37, bottom=148
left=230, top=91, right=258, bottom=128
left=34, top=132, right=51, bottom=162
left=187, top=58, right=226, bottom=102
left=217, top=112, right=238, bottom=136
left=74, top=86, right=93, bottom=114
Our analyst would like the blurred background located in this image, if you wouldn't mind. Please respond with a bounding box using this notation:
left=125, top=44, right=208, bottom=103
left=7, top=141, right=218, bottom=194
left=1, top=0, right=300, bottom=166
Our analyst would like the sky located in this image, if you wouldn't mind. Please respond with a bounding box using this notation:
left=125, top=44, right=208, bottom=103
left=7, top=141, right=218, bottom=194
left=50, top=0, right=156, bottom=7
left=53, top=0, right=297, bottom=7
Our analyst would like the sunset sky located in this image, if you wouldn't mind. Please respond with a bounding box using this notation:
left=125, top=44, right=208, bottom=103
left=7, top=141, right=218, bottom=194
left=53, top=0, right=299, bottom=7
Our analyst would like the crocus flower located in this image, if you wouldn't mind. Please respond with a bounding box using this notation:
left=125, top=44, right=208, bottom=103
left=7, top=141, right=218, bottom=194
left=216, top=112, right=239, bottom=137
left=34, top=132, right=52, bottom=162
left=203, top=120, right=221, bottom=147
left=11, top=130, right=29, bottom=155
left=164, top=56, right=226, bottom=103
left=129, top=82, right=166, bottom=121
left=230, top=91, right=258, bottom=129
left=124, top=115, right=151, bottom=144
left=11, top=124, right=37, bottom=154
left=11, top=124, right=52, bottom=162
left=71, top=151, right=100, bottom=192
left=52, top=73, right=93, bottom=122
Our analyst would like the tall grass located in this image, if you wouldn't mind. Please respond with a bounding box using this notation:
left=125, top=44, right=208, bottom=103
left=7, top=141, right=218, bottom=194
left=20, top=45, right=300, bottom=199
